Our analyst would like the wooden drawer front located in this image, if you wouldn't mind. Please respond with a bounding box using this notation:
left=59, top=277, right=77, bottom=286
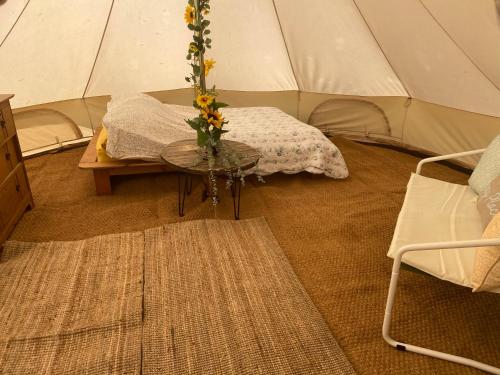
left=0, top=141, right=20, bottom=181
left=6, top=139, right=20, bottom=169
left=0, top=111, right=5, bottom=144
left=0, top=144, right=11, bottom=181
left=0, top=103, right=16, bottom=139
left=15, top=168, right=29, bottom=199
left=0, top=174, right=23, bottom=227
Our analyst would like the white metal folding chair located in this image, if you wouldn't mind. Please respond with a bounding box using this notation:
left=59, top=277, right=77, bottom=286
left=383, top=149, right=500, bottom=375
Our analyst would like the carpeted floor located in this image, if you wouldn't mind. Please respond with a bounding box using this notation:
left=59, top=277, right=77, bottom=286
left=9, top=137, right=500, bottom=374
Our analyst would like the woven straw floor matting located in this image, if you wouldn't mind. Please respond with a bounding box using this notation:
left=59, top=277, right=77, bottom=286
left=0, top=233, right=144, bottom=374
left=9, top=137, right=500, bottom=374
left=0, top=218, right=355, bottom=374
left=143, top=218, right=355, bottom=374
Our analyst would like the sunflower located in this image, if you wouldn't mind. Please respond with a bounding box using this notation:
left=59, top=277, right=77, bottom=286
left=204, top=58, right=215, bottom=76
left=196, top=94, right=214, bottom=108
left=184, top=5, right=195, bottom=24
left=202, top=108, right=223, bottom=129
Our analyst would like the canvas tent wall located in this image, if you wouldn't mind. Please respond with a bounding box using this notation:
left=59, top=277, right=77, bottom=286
left=0, top=0, right=499, bottom=165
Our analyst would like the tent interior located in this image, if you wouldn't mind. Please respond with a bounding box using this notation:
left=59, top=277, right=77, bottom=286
left=2, top=0, right=500, bottom=162
left=0, top=0, right=499, bottom=374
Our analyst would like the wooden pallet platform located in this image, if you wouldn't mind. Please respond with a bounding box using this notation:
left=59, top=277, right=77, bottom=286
left=78, top=128, right=173, bottom=195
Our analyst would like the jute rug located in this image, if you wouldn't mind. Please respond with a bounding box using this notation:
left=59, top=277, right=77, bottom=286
left=143, top=218, right=355, bottom=374
left=0, top=233, right=144, bottom=374
left=0, top=219, right=355, bottom=374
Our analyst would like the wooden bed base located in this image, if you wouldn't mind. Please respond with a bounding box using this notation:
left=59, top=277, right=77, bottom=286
left=78, top=128, right=173, bottom=195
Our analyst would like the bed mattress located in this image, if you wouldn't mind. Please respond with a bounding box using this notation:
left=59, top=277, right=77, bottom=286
left=103, top=94, right=348, bottom=179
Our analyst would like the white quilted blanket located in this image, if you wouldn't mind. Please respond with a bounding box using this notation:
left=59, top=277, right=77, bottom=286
left=103, top=94, right=348, bottom=179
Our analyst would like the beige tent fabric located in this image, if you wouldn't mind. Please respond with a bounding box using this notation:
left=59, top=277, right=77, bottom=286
left=85, top=0, right=192, bottom=97
left=12, top=99, right=95, bottom=152
left=304, top=93, right=500, bottom=166
left=1, top=0, right=500, bottom=159
left=274, top=0, right=407, bottom=97
left=403, top=99, right=500, bottom=165
left=0, top=0, right=113, bottom=109
left=0, top=0, right=28, bottom=43
left=299, top=93, right=409, bottom=141
left=204, top=0, right=297, bottom=91
left=354, top=0, right=500, bottom=118
left=308, top=98, right=392, bottom=138
left=86, top=0, right=297, bottom=98
left=14, top=107, right=87, bottom=153
left=421, top=0, right=500, bottom=90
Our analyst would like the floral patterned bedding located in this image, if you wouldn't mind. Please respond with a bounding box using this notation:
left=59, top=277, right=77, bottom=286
left=103, top=94, right=348, bottom=179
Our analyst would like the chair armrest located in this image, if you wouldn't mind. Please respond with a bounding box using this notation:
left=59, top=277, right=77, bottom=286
left=393, top=237, right=500, bottom=269
left=416, top=149, right=485, bottom=175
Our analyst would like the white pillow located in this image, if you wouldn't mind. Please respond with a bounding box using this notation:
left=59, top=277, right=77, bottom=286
left=469, top=135, right=500, bottom=196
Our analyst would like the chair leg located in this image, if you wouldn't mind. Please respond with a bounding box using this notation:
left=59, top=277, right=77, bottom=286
left=383, top=258, right=500, bottom=375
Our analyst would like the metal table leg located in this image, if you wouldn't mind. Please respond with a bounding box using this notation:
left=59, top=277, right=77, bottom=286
left=231, top=174, right=242, bottom=220
left=177, top=173, right=191, bottom=217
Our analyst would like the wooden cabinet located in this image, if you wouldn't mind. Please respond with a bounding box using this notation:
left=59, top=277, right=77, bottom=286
left=0, top=95, right=34, bottom=246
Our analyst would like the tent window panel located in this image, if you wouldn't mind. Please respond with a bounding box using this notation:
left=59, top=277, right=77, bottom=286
left=309, top=99, right=391, bottom=138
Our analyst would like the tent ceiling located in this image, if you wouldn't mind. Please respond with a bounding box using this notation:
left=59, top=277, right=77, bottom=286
left=0, top=0, right=499, bottom=160
left=274, top=0, right=407, bottom=97
left=1, top=0, right=499, bottom=117
left=0, top=0, right=113, bottom=109
left=205, top=0, right=297, bottom=91
left=85, top=0, right=193, bottom=97
left=86, top=0, right=297, bottom=98
left=0, top=0, right=28, bottom=44
left=420, top=0, right=500, bottom=90
left=354, top=0, right=500, bottom=117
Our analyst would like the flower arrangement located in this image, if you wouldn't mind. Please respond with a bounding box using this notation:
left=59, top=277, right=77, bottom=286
left=184, top=0, right=228, bottom=156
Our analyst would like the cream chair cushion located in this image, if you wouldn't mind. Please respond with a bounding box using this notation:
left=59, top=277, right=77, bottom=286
left=388, top=173, right=495, bottom=290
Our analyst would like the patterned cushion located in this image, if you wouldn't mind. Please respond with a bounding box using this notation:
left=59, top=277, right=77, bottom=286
left=477, top=175, right=500, bottom=229
left=472, top=212, right=500, bottom=292
left=469, top=135, right=500, bottom=195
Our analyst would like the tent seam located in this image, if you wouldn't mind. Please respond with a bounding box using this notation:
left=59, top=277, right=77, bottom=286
left=82, top=0, right=116, bottom=98
left=417, top=0, right=500, bottom=93
left=0, top=0, right=32, bottom=49
left=351, top=0, right=412, bottom=145
left=271, top=0, right=300, bottom=118
left=351, top=0, right=411, bottom=99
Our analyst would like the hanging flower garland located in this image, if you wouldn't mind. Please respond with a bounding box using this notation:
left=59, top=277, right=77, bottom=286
left=184, top=0, right=229, bottom=155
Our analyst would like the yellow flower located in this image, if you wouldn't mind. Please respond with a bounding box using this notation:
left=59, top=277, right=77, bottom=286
left=196, top=94, right=214, bottom=108
left=204, top=58, right=215, bottom=76
left=202, top=108, right=223, bottom=129
left=184, top=5, right=195, bottom=24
